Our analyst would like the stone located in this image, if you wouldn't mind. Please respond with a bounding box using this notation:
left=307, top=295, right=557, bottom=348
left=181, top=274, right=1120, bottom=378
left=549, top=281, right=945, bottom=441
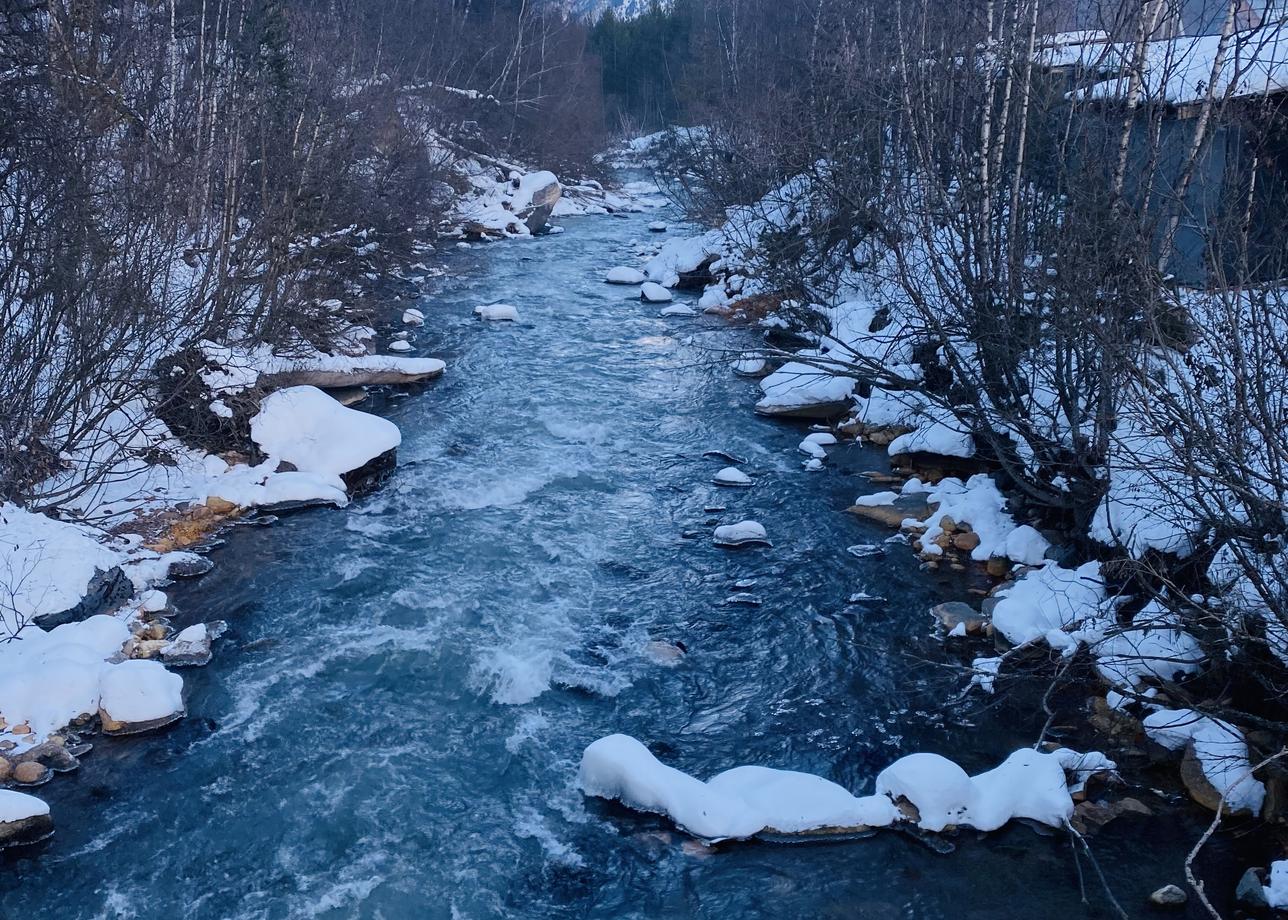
left=12, top=761, right=47, bottom=785
left=986, top=556, right=1012, bottom=578
left=953, top=531, right=981, bottom=552
left=931, top=602, right=987, bottom=635
left=36, top=565, right=133, bottom=628
left=0, top=810, right=54, bottom=850
left=10, top=724, right=30, bottom=735
left=847, top=494, right=932, bottom=529
left=0, top=760, right=10, bottom=782
left=204, top=496, right=239, bottom=515
left=1179, top=743, right=1256, bottom=814
left=1148, top=884, right=1187, bottom=908
left=938, top=515, right=957, bottom=532
left=1236, top=867, right=1269, bottom=910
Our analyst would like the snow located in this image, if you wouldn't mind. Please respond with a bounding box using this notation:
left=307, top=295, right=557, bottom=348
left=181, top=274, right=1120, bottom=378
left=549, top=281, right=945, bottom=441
left=250, top=386, right=401, bottom=480
left=990, top=562, right=1105, bottom=647
left=475, top=303, right=520, bottom=321
left=713, top=521, right=770, bottom=547
left=887, top=408, right=975, bottom=459
left=1143, top=709, right=1265, bottom=814
left=799, top=432, right=838, bottom=460
left=1265, top=861, right=1288, bottom=909
left=641, top=282, right=673, bottom=303
left=1080, top=23, right=1288, bottom=106
left=98, top=659, right=185, bottom=725
left=1093, top=603, right=1205, bottom=687
left=659, top=304, right=695, bottom=317
left=0, top=504, right=127, bottom=631
left=912, top=475, right=1052, bottom=564
left=0, top=790, right=49, bottom=824
left=606, top=266, right=646, bottom=285
left=876, top=748, right=1079, bottom=832
left=206, top=462, right=349, bottom=509
left=578, top=734, right=897, bottom=840
left=712, top=467, right=752, bottom=488
left=755, top=363, right=856, bottom=415
left=582, top=735, right=1103, bottom=840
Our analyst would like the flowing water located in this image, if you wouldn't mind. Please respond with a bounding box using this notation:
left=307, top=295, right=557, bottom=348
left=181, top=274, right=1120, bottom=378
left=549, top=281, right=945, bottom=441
left=2, top=198, right=1232, bottom=918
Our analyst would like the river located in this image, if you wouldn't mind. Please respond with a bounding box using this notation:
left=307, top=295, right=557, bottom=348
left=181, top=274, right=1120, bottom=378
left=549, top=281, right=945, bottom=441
left=1, top=195, right=1231, bottom=918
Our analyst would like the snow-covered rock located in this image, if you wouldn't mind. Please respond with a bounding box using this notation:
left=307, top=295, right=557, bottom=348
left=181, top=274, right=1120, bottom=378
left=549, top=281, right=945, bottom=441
left=659, top=304, right=695, bottom=317
left=712, top=467, right=753, bottom=488
left=713, top=520, right=770, bottom=547
left=579, top=734, right=897, bottom=840
left=475, top=303, right=519, bottom=321
left=798, top=432, right=837, bottom=460
left=1143, top=709, right=1265, bottom=815
left=990, top=562, right=1105, bottom=647
left=641, top=282, right=673, bottom=303
left=0, top=790, right=53, bottom=848
left=606, top=266, right=646, bottom=285
left=648, top=221, right=668, bottom=233
left=402, top=308, right=425, bottom=326
left=581, top=735, right=1105, bottom=841
left=250, top=386, right=402, bottom=479
left=389, top=340, right=413, bottom=352
left=98, top=659, right=185, bottom=734
left=755, top=363, right=856, bottom=418
left=732, top=356, right=768, bottom=377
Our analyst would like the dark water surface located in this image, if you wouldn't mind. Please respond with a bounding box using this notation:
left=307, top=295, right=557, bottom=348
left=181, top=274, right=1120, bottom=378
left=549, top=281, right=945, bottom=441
left=3, top=202, right=1227, bottom=918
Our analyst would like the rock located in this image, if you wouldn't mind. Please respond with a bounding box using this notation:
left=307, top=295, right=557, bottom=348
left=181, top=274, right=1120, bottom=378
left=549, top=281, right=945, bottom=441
left=10, top=724, right=30, bottom=736
left=402, top=308, right=425, bottom=326
left=648, top=221, right=667, bottom=233
left=257, top=355, right=446, bottom=389
left=389, top=340, right=414, bottom=352
left=204, top=496, right=239, bottom=515
left=712, top=521, right=771, bottom=548
left=36, top=565, right=134, bottom=628
left=0, top=792, right=53, bottom=849
left=161, top=621, right=225, bottom=668
left=515, top=173, right=561, bottom=234
left=606, top=266, right=646, bottom=285
left=732, top=357, right=768, bottom=377
left=12, top=761, right=49, bottom=785
left=1148, top=884, right=1187, bottom=908
left=644, top=640, right=686, bottom=666
left=931, top=602, right=987, bottom=635
left=329, top=386, right=369, bottom=407
left=98, top=659, right=185, bottom=736
left=1180, top=743, right=1255, bottom=814
left=474, top=303, right=519, bottom=321
left=0, top=760, right=10, bottom=782
left=641, top=282, right=673, bottom=303
left=986, top=556, right=1012, bottom=578
left=659, top=304, right=695, bottom=317
left=846, top=493, right=932, bottom=529
left=1237, top=868, right=1269, bottom=910
left=953, top=531, right=982, bottom=552
left=712, top=467, right=753, bottom=488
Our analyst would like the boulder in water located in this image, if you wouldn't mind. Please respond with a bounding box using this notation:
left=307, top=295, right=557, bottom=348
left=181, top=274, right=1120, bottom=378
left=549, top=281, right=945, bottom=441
left=606, top=266, right=646, bottom=285
left=475, top=303, right=519, bottom=321
left=713, top=521, right=770, bottom=548
left=712, top=467, right=752, bottom=488
left=641, top=282, right=673, bottom=303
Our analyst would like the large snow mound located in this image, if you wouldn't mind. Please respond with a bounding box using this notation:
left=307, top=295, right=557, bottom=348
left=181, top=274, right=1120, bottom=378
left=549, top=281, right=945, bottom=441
left=250, top=386, right=401, bottom=478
